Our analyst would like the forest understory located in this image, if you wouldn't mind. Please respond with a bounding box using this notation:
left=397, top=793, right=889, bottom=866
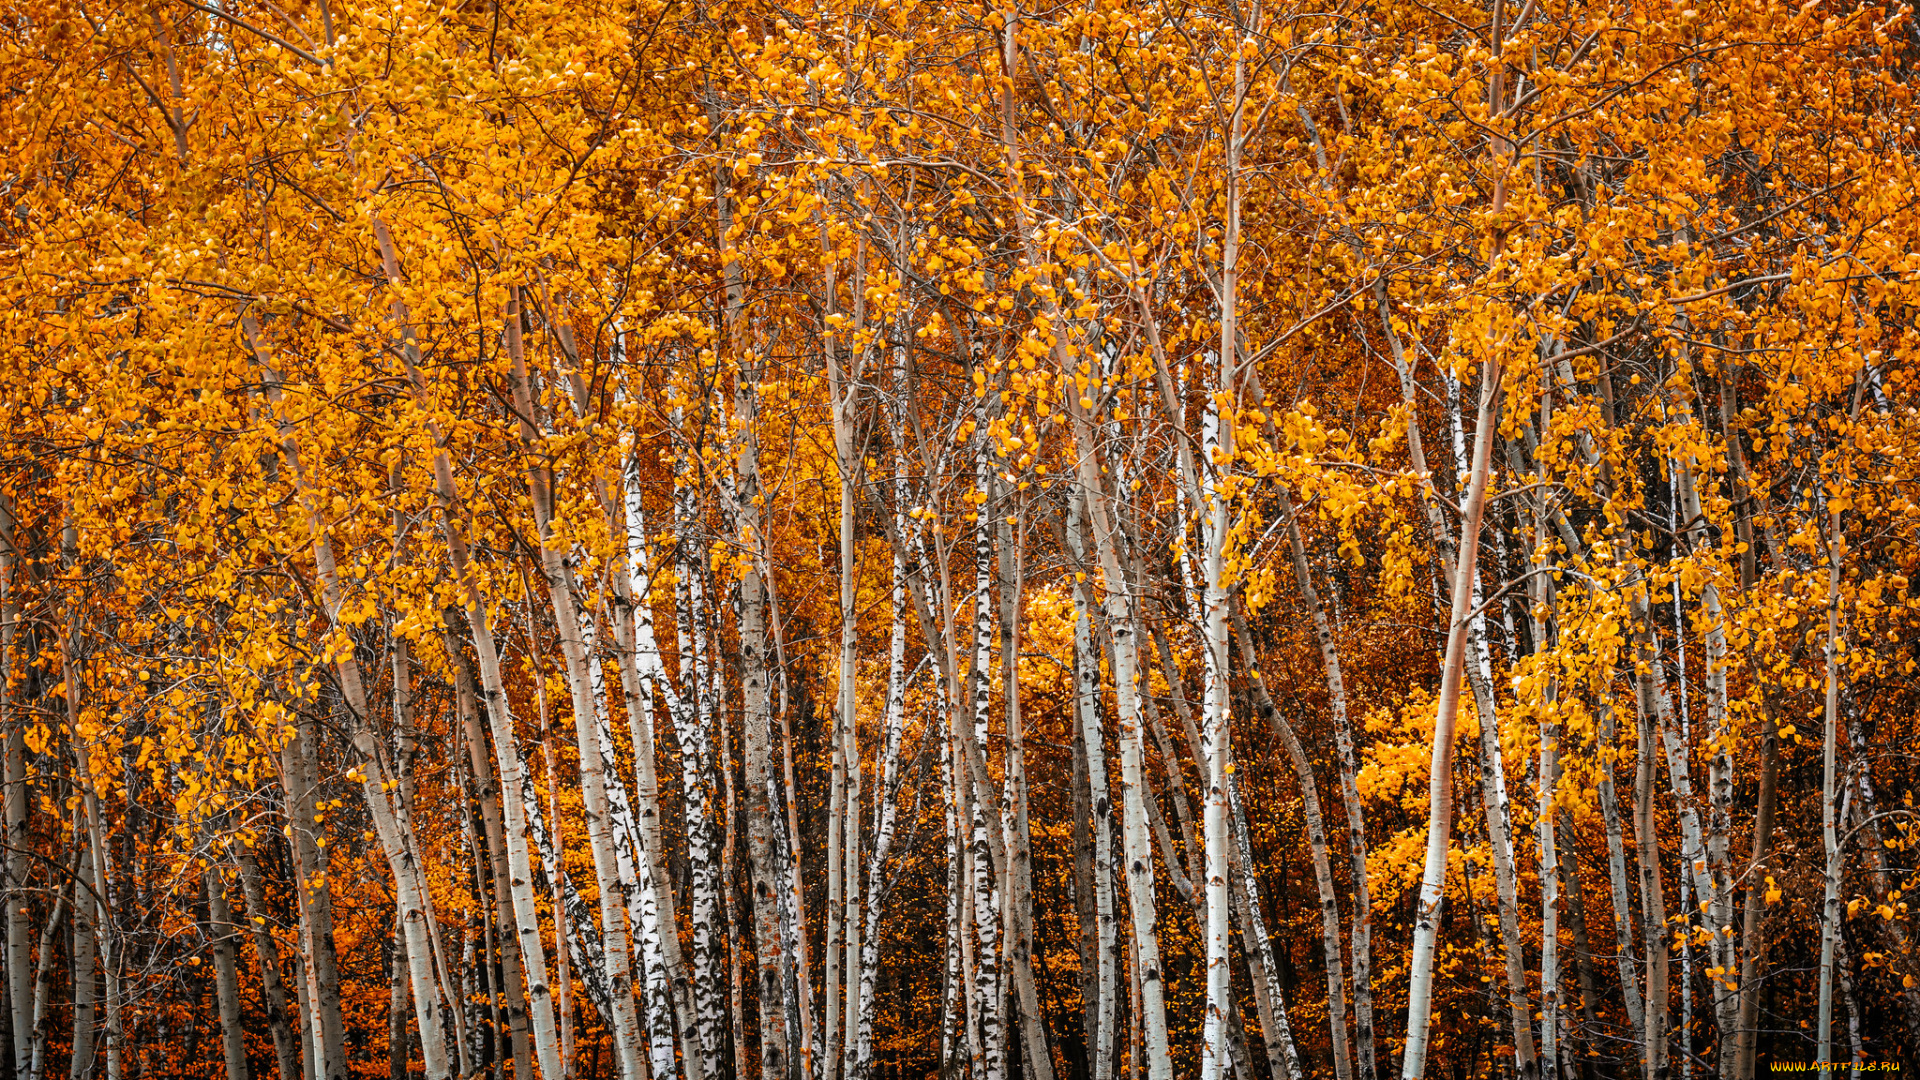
left=2, top=0, right=1919, bottom=1078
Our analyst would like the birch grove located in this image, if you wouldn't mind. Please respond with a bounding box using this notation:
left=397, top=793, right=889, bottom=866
left=4, top=0, right=1920, bottom=1078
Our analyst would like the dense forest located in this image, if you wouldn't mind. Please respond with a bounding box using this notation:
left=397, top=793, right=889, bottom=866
left=2, top=0, right=1918, bottom=1077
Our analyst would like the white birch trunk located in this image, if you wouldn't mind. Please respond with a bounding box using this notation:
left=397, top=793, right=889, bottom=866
left=1816, top=479, right=1848, bottom=1066
left=822, top=268, right=861, bottom=1080
left=1442, top=374, right=1540, bottom=1080
left=850, top=505, right=910, bottom=1080
left=369, top=226, right=565, bottom=1080
left=0, top=503, right=31, bottom=1080
left=1066, top=498, right=1118, bottom=1080
left=1225, top=765, right=1304, bottom=1080
left=494, top=288, right=646, bottom=1080
left=1595, top=695, right=1645, bottom=1042
left=1232, top=607, right=1348, bottom=1080
left=1198, top=395, right=1234, bottom=1080
left=672, top=469, right=727, bottom=1078
left=621, top=464, right=708, bottom=1080
left=984, top=11, right=1172, bottom=1070
left=1400, top=356, right=1502, bottom=1080
left=968, top=419, right=1005, bottom=1080
left=1673, top=461, right=1740, bottom=1043
left=1272, top=489, right=1374, bottom=1080
left=246, top=351, right=451, bottom=1080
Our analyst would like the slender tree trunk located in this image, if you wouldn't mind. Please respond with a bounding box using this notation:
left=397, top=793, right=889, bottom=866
left=617, top=472, right=707, bottom=1080
left=776, top=673, right=815, bottom=1080
left=1400, top=354, right=1502, bottom=1080
left=849, top=481, right=910, bottom=1080
left=738, top=447, right=791, bottom=1080
left=1836, top=731, right=1920, bottom=1054
left=1633, top=698, right=1667, bottom=1080
left=1673, top=462, right=1739, bottom=1046
left=205, top=870, right=249, bottom=1080
left=1526, top=479, right=1563, bottom=1080
left=0, top=503, right=30, bottom=1080
left=720, top=669, right=750, bottom=1074
left=1224, top=764, right=1304, bottom=1080
left=246, top=310, right=467, bottom=1080
left=1000, top=500, right=1055, bottom=1080
left=235, top=852, right=302, bottom=1080
left=1729, top=742, right=1778, bottom=1079
left=941, top=745, right=966, bottom=1080
left=1232, top=605, right=1346, bottom=1080
left=501, top=291, right=647, bottom=1080
left=1274, top=489, right=1372, bottom=1080
left=1537, top=707, right=1561, bottom=1080
left=991, top=13, right=1170, bottom=1071
left=1065, top=499, right=1117, bottom=1080
left=1073, top=706, right=1098, bottom=1080
left=1816, top=461, right=1850, bottom=1067
left=1199, top=16, right=1256, bottom=1072
left=1197, top=395, right=1235, bottom=1080
left=367, top=222, right=566, bottom=1080
left=963, top=406, right=1006, bottom=1080
left=1724, top=362, right=1777, bottom=1080
left=821, top=252, right=861, bottom=1080
left=1439, top=374, right=1538, bottom=1080
left=1556, top=812, right=1602, bottom=1078
left=25, top=868, right=64, bottom=1080
left=672, top=474, right=727, bottom=1080
left=851, top=319, right=919, bottom=1080
left=441, top=618, right=535, bottom=1080
left=54, top=535, right=121, bottom=1080
left=66, top=836, right=93, bottom=1080
left=534, top=638, right=581, bottom=1080
left=280, top=717, right=348, bottom=1080
left=711, top=149, right=794, bottom=1080
left=1595, top=697, right=1645, bottom=1047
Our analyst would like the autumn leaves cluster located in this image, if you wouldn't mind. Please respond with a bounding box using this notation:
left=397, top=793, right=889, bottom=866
left=1, top=0, right=1919, bottom=1077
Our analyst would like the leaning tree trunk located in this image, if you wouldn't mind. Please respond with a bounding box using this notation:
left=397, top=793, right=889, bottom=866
left=378, top=334, right=566, bottom=1080
left=441, top=618, right=535, bottom=1080
left=501, top=289, right=648, bottom=1080
left=1233, top=604, right=1345, bottom=1080
left=1276, top=487, right=1371, bottom=1080
left=1401, top=353, right=1502, bottom=1080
